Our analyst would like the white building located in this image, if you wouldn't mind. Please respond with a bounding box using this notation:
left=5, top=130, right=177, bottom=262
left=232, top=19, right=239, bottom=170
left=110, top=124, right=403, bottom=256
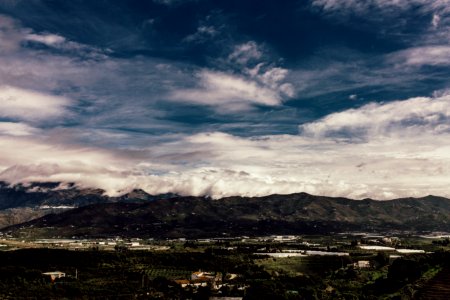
left=42, top=271, right=66, bottom=281
left=354, top=260, right=371, bottom=269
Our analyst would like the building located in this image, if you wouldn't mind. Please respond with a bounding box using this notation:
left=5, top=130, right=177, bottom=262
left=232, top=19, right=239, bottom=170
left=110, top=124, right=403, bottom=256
left=174, top=279, right=190, bottom=288
left=42, top=271, right=66, bottom=281
left=191, top=271, right=216, bottom=281
left=354, top=260, right=371, bottom=269
left=175, top=271, right=222, bottom=289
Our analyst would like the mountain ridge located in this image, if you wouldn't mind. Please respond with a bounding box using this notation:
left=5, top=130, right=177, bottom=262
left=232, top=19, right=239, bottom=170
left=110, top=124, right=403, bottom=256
left=0, top=182, right=177, bottom=228
left=3, top=192, right=450, bottom=239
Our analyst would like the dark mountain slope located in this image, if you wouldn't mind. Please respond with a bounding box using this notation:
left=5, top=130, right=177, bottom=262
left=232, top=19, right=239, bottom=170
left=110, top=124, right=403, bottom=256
left=0, top=182, right=107, bottom=210
left=0, top=182, right=176, bottom=228
left=4, top=193, right=450, bottom=239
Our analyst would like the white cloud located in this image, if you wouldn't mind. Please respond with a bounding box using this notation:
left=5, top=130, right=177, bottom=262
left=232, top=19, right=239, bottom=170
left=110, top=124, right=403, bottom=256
left=258, top=67, right=288, bottom=88
left=432, top=88, right=450, bottom=97
left=0, top=85, right=72, bottom=122
left=169, top=70, right=283, bottom=111
left=389, top=46, right=450, bottom=67
left=118, top=93, right=450, bottom=199
left=432, top=14, right=441, bottom=28
left=4, top=91, right=450, bottom=200
left=2, top=11, right=450, bottom=201
left=228, top=41, right=262, bottom=65
left=0, top=122, right=39, bottom=136
left=169, top=40, right=295, bottom=112
left=300, top=95, right=450, bottom=139
left=0, top=135, right=146, bottom=196
left=0, top=13, right=107, bottom=60
left=0, top=15, right=74, bottom=53
left=136, top=123, right=450, bottom=199
left=25, top=33, right=66, bottom=46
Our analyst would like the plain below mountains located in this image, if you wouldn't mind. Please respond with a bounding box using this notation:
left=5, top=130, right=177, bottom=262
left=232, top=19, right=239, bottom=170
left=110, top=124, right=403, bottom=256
left=1, top=186, right=450, bottom=238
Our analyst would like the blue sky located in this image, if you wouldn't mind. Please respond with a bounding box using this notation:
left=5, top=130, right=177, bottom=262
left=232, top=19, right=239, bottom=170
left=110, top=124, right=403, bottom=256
left=1, top=0, right=450, bottom=199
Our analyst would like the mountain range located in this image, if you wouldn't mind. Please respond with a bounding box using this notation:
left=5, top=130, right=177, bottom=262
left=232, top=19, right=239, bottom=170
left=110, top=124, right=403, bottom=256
left=0, top=182, right=174, bottom=229
left=1, top=182, right=449, bottom=238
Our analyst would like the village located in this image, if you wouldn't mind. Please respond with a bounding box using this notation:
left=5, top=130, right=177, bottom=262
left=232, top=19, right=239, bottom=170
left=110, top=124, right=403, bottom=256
left=0, top=232, right=449, bottom=298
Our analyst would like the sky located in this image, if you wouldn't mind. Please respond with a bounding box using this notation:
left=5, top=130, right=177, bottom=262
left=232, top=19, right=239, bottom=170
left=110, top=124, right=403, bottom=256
left=1, top=0, right=450, bottom=199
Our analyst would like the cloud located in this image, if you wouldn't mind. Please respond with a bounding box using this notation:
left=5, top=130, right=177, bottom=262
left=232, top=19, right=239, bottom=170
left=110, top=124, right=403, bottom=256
left=23, top=32, right=108, bottom=59
left=0, top=134, right=147, bottom=196
left=432, top=14, right=441, bottom=28
left=0, top=85, right=72, bottom=122
left=135, top=119, right=450, bottom=199
left=151, top=93, right=450, bottom=199
left=111, top=93, right=450, bottom=200
left=300, top=95, right=450, bottom=139
left=0, top=13, right=107, bottom=60
left=169, top=69, right=285, bottom=111
left=228, top=41, right=262, bottom=65
left=0, top=14, right=171, bottom=134
left=169, top=41, right=294, bottom=112
left=0, top=122, right=39, bottom=136
left=25, top=33, right=66, bottom=46
left=389, top=46, right=450, bottom=67
left=0, top=15, right=76, bottom=53
left=2, top=5, right=450, bottom=201
left=0, top=14, right=25, bottom=53
left=183, top=25, right=218, bottom=43
left=4, top=93, right=450, bottom=200
left=311, top=0, right=450, bottom=16
left=310, top=0, right=450, bottom=46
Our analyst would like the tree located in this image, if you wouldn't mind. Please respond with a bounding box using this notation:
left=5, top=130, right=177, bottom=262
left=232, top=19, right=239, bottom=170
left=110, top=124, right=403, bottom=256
left=388, top=259, right=421, bottom=283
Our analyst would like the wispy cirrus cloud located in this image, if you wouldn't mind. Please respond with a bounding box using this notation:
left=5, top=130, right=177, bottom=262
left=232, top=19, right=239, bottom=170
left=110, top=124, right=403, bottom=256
left=0, top=14, right=104, bottom=56
left=311, top=0, right=450, bottom=51
left=311, top=0, right=450, bottom=16
left=183, top=25, right=219, bottom=44
left=0, top=14, right=174, bottom=133
left=310, top=0, right=450, bottom=67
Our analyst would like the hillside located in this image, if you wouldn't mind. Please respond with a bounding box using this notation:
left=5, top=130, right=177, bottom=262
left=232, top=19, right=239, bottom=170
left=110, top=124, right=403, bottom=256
left=4, top=193, right=450, bottom=239
left=0, top=182, right=174, bottom=228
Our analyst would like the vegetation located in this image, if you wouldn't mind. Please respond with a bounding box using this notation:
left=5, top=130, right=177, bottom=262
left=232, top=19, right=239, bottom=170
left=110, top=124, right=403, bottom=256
left=1, top=183, right=450, bottom=298
left=0, top=237, right=448, bottom=299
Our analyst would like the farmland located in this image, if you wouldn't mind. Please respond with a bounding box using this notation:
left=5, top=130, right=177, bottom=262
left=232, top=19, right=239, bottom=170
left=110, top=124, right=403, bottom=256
left=0, top=234, right=449, bottom=299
